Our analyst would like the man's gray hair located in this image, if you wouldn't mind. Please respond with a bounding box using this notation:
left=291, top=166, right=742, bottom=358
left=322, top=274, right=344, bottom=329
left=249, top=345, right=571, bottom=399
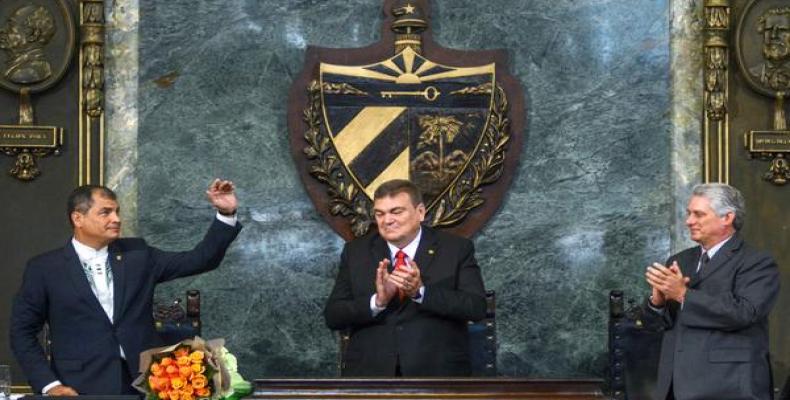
left=692, top=183, right=745, bottom=231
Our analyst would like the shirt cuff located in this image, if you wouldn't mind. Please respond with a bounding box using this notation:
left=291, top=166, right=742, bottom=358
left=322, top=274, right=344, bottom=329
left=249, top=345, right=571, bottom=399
left=647, top=296, right=665, bottom=314
left=370, top=294, right=386, bottom=316
left=412, top=286, right=425, bottom=303
left=42, top=380, right=62, bottom=394
left=215, top=212, right=237, bottom=226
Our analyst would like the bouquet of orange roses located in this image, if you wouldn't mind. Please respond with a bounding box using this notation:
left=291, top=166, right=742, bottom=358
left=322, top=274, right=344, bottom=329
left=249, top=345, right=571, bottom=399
left=133, top=337, right=252, bottom=400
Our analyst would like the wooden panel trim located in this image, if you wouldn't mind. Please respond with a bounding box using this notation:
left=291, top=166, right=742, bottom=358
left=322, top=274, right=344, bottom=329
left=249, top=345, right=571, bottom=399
left=252, top=378, right=606, bottom=400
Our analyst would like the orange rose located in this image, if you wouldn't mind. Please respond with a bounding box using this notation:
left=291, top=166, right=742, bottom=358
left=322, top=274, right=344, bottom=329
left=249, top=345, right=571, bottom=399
left=181, top=384, right=194, bottom=395
left=152, top=363, right=165, bottom=377
left=195, top=387, right=210, bottom=398
left=170, top=377, right=185, bottom=390
left=190, top=374, right=207, bottom=389
left=160, top=357, right=174, bottom=366
left=151, top=376, right=171, bottom=391
left=158, top=390, right=169, bottom=399
left=166, top=365, right=179, bottom=375
left=174, top=347, right=190, bottom=358
left=177, top=356, right=191, bottom=366
left=180, top=392, right=194, bottom=400
left=179, top=366, right=192, bottom=377
left=190, top=364, right=205, bottom=374
left=189, top=351, right=204, bottom=363
left=168, top=390, right=180, bottom=400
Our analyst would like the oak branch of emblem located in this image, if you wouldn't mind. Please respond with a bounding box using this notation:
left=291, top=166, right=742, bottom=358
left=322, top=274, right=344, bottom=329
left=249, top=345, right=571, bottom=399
left=430, top=83, right=510, bottom=227
left=303, top=80, right=373, bottom=237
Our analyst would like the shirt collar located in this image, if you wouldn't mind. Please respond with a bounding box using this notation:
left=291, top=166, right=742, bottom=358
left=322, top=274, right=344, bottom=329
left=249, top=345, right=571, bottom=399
left=386, top=227, right=422, bottom=262
left=702, top=234, right=733, bottom=259
left=71, top=237, right=109, bottom=264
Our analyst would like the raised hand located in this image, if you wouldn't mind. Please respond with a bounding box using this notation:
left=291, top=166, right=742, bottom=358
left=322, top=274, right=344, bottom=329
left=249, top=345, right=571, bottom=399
left=205, top=178, right=238, bottom=215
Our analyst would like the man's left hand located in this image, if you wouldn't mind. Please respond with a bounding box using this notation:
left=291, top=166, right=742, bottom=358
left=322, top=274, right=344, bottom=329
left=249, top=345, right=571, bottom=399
left=206, top=178, right=238, bottom=215
left=646, top=261, right=689, bottom=303
left=388, top=260, right=422, bottom=298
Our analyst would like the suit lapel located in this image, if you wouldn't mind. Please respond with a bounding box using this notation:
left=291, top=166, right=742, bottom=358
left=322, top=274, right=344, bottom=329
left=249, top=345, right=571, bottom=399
left=689, top=235, right=742, bottom=288
left=109, top=242, right=126, bottom=324
left=370, top=234, right=390, bottom=269
left=684, top=248, right=704, bottom=287
left=413, top=226, right=438, bottom=273
left=64, top=241, right=111, bottom=324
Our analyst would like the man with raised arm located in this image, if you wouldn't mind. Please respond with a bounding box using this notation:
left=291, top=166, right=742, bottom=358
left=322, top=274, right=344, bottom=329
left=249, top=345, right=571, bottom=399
left=11, top=179, right=241, bottom=395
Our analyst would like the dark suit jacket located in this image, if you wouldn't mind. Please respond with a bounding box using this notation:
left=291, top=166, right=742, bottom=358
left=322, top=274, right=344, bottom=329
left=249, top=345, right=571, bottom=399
left=10, top=218, right=242, bottom=394
left=644, top=235, right=779, bottom=400
left=324, top=226, right=487, bottom=377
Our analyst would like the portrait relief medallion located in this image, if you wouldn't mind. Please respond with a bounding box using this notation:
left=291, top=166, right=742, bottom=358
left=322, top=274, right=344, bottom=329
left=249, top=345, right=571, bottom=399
left=0, top=0, right=75, bottom=94
left=735, top=0, right=790, bottom=96
left=0, top=0, right=74, bottom=181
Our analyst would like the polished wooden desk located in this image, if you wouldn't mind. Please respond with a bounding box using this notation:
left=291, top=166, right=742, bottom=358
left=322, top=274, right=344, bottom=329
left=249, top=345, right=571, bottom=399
left=252, top=378, right=606, bottom=399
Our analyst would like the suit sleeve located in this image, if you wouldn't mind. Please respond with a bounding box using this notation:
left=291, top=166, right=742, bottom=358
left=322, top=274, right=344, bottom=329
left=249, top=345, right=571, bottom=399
left=324, top=244, right=378, bottom=330
left=10, top=262, right=58, bottom=393
left=680, top=251, right=779, bottom=331
left=640, top=297, right=675, bottom=330
left=153, top=218, right=242, bottom=283
left=419, top=239, right=487, bottom=322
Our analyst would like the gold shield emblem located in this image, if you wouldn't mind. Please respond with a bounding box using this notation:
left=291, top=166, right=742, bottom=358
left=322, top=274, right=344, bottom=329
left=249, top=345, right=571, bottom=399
left=291, top=0, right=524, bottom=239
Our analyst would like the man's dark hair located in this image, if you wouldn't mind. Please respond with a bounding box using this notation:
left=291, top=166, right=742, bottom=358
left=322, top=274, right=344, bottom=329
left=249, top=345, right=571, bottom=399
left=373, top=179, right=423, bottom=206
left=66, top=185, right=117, bottom=226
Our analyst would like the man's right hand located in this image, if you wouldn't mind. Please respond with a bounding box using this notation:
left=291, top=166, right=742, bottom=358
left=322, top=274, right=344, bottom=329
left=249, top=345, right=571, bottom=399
left=375, top=259, right=398, bottom=308
left=646, top=263, right=667, bottom=307
left=650, top=286, right=666, bottom=307
left=46, top=385, right=78, bottom=396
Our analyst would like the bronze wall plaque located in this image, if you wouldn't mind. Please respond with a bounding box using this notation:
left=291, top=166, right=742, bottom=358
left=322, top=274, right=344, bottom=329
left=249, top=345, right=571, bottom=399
left=288, top=0, right=525, bottom=240
left=0, top=0, right=75, bottom=180
left=734, top=1, right=790, bottom=185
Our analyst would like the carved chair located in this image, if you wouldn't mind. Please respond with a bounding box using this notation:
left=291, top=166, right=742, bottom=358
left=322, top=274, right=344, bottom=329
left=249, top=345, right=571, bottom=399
left=153, top=289, right=202, bottom=344
left=779, top=374, right=790, bottom=400
left=607, top=290, right=663, bottom=400
left=338, top=290, right=497, bottom=376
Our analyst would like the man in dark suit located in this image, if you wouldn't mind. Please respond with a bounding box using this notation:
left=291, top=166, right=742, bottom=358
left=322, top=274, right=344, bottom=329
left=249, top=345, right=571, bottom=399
left=324, top=179, right=486, bottom=376
left=644, top=183, right=779, bottom=400
left=10, top=179, right=241, bottom=395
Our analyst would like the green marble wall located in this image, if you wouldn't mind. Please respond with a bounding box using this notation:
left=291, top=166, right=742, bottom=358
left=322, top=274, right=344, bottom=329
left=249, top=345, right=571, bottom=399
left=118, top=0, right=678, bottom=378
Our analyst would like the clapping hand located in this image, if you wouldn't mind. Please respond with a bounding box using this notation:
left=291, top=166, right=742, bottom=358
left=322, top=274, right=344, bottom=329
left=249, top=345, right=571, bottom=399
left=389, top=260, right=422, bottom=298
left=375, top=258, right=399, bottom=307
left=645, top=261, right=690, bottom=303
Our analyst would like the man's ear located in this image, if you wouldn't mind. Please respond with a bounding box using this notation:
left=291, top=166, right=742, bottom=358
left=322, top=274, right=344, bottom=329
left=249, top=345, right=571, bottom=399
left=417, top=203, right=426, bottom=222
left=723, top=211, right=736, bottom=227
left=70, top=211, right=82, bottom=227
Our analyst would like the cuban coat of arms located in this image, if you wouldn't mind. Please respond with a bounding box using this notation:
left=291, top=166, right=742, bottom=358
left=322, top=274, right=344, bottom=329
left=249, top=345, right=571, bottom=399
left=288, top=0, right=525, bottom=240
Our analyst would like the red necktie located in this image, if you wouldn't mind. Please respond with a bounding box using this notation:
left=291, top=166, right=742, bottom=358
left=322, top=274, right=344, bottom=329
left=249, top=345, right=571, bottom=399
left=394, top=250, right=407, bottom=300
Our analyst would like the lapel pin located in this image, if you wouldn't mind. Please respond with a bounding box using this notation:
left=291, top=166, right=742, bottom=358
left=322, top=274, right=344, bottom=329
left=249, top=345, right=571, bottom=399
left=116, top=255, right=122, bottom=261
left=428, top=249, right=435, bottom=255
